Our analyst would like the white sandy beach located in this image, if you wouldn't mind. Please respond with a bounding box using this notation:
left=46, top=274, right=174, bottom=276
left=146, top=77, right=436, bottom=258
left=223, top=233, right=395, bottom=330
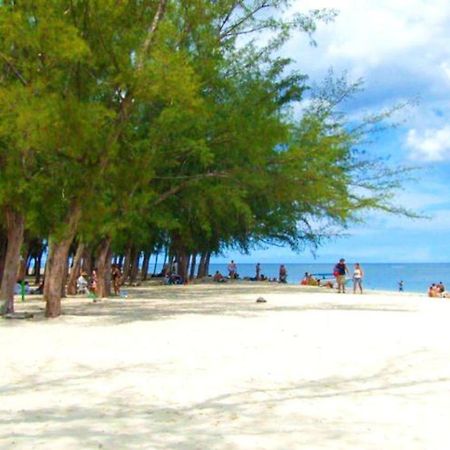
left=1, top=283, right=450, bottom=449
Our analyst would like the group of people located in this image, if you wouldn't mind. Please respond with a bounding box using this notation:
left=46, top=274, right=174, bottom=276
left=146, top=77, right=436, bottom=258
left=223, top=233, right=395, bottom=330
left=76, top=264, right=123, bottom=296
left=428, top=281, right=448, bottom=298
left=212, top=261, right=288, bottom=283
left=333, top=259, right=364, bottom=294
left=300, top=272, right=321, bottom=286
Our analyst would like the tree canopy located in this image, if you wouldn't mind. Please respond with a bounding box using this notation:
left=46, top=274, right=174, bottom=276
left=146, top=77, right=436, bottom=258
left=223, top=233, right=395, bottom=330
left=0, top=0, right=410, bottom=317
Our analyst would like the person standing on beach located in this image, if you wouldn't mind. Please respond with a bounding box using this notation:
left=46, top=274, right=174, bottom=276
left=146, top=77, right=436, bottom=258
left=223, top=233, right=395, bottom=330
left=255, top=263, right=261, bottom=281
left=279, top=264, right=287, bottom=283
left=228, top=260, right=237, bottom=279
left=334, top=258, right=349, bottom=293
left=111, top=264, right=122, bottom=296
left=353, top=263, right=364, bottom=294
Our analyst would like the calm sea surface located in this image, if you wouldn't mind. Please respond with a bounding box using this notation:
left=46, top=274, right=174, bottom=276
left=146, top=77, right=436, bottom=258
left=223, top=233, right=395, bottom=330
left=208, top=263, right=450, bottom=293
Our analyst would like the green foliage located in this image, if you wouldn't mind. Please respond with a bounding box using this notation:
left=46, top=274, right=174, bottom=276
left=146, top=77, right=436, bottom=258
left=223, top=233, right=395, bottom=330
left=0, top=0, right=411, bottom=260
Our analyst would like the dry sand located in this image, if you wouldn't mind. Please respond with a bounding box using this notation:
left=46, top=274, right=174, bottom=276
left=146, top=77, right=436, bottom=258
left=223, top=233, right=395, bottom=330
left=1, top=283, right=450, bottom=449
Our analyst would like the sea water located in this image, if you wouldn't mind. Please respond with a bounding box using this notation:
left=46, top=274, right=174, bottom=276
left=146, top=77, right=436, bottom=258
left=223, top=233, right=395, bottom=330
left=208, top=263, right=450, bottom=293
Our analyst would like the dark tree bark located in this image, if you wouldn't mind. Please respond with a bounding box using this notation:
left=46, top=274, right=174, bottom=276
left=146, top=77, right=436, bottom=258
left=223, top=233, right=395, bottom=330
left=189, top=252, right=197, bottom=280
left=141, top=252, right=150, bottom=281
left=129, top=249, right=140, bottom=284
left=25, top=253, right=33, bottom=276
left=0, top=208, right=25, bottom=314
left=197, top=251, right=210, bottom=278
left=67, top=241, right=85, bottom=295
left=17, top=237, right=31, bottom=280
left=104, top=244, right=112, bottom=296
left=205, top=252, right=211, bottom=276
left=152, top=252, right=159, bottom=276
left=44, top=206, right=80, bottom=318
left=96, top=237, right=112, bottom=298
left=176, top=250, right=189, bottom=282
left=61, top=255, right=69, bottom=298
left=0, top=229, right=8, bottom=285
left=34, top=248, right=44, bottom=285
left=81, top=247, right=93, bottom=276
left=122, top=245, right=132, bottom=283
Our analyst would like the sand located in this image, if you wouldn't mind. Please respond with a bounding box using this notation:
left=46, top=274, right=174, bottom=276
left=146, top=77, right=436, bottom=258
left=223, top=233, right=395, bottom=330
left=1, top=283, right=450, bottom=449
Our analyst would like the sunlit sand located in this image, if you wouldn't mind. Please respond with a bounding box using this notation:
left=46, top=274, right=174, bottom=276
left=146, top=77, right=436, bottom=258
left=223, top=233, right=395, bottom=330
left=2, top=283, right=450, bottom=449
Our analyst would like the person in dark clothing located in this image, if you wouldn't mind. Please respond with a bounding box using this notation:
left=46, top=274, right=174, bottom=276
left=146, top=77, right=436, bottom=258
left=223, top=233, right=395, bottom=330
left=334, top=258, right=349, bottom=293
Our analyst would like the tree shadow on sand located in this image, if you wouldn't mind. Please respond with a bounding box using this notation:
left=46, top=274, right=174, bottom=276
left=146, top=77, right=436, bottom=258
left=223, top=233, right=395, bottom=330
left=12, top=284, right=418, bottom=326
left=1, top=355, right=448, bottom=449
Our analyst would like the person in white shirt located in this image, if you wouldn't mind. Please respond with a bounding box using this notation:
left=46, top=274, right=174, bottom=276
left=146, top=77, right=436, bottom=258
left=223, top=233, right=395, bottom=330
left=353, top=263, right=364, bottom=294
left=77, top=274, right=89, bottom=294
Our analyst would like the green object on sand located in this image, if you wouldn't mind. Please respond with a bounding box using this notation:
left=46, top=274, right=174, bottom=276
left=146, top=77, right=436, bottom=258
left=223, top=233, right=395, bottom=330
left=20, top=281, right=26, bottom=302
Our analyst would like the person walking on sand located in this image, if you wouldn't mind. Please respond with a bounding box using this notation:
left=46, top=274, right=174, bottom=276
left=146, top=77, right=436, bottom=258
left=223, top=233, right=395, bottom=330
left=353, top=263, right=364, bottom=294
left=334, top=258, right=349, bottom=293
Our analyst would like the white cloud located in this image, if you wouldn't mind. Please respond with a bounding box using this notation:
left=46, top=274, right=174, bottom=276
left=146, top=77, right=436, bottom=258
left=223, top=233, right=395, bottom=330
left=406, top=126, right=450, bottom=161
left=285, top=0, right=450, bottom=129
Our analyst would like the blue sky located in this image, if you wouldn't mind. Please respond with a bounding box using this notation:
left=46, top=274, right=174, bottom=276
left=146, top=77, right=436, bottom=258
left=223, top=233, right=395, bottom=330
left=213, top=0, right=450, bottom=264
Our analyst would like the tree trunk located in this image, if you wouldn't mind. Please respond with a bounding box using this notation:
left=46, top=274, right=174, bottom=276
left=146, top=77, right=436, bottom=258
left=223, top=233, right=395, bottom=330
left=197, top=251, right=210, bottom=278
left=122, top=245, right=132, bottom=283
left=129, top=250, right=140, bottom=284
left=104, top=245, right=112, bottom=297
left=176, top=249, right=189, bottom=283
left=152, top=252, right=159, bottom=276
left=25, top=253, right=33, bottom=276
left=0, top=230, right=8, bottom=285
left=44, top=206, right=81, bottom=318
left=96, top=237, right=112, bottom=298
left=0, top=209, right=25, bottom=314
left=17, top=237, right=31, bottom=280
left=189, top=253, right=197, bottom=280
left=141, top=252, right=150, bottom=281
left=61, top=255, right=69, bottom=298
left=81, top=247, right=93, bottom=276
left=205, top=252, right=211, bottom=276
left=67, top=241, right=85, bottom=295
left=34, top=250, right=43, bottom=285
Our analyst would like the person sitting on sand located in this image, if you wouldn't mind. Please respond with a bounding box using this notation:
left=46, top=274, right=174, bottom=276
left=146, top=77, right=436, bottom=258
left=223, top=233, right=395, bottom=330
left=300, top=272, right=310, bottom=285
left=77, top=273, right=89, bottom=294
left=213, top=270, right=226, bottom=283
left=428, top=284, right=440, bottom=298
left=437, top=281, right=445, bottom=294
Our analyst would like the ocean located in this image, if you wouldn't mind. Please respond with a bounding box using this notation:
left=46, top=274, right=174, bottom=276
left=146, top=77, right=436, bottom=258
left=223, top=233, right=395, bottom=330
left=208, top=263, right=450, bottom=294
